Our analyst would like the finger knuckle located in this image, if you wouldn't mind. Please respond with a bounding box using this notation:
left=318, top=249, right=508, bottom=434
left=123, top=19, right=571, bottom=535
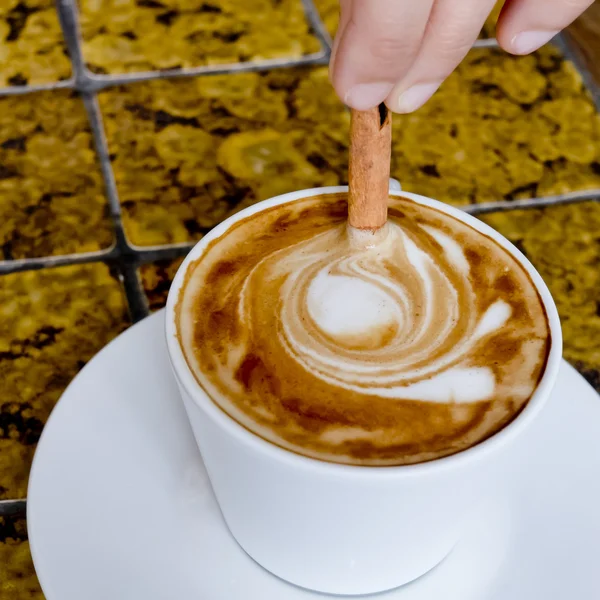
left=368, top=34, right=417, bottom=64
left=435, top=27, right=473, bottom=56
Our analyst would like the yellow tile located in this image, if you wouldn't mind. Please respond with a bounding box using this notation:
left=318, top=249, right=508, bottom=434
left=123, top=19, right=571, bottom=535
left=392, top=46, right=600, bottom=206
left=139, top=257, right=184, bottom=312
left=0, top=516, right=43, bottom=599
left=0, top=263, right=130, bottom=499
left=0, top=90, right=114, bottom=259
left=0, top=441, right=35, bottom=500
left=481, top=201, right=600, bottom=390
left=0, top=0, right=71, bottom=87
left=79, top=0, right=321, bottom=75
left=313, top=0, right=338, bottom=39
left=99, top=65, right=349, bottom=246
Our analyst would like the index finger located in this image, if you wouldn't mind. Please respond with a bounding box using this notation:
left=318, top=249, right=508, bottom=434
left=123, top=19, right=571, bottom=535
left=330, top=0, right=435, bottom=110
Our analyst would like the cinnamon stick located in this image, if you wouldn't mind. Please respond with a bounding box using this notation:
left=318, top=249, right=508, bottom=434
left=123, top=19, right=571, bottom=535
left=348, top=103, right=392, bottom=231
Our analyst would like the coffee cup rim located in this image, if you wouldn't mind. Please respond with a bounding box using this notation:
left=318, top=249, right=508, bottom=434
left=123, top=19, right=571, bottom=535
left=165, top=186, right=563, bottom=478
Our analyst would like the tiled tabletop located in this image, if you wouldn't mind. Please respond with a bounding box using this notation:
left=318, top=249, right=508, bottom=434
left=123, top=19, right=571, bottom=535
left=79, top=0, right=322, bottom=74
left=0, top=90, right=113, bottom=259
left=1, top=0, right=599, bottom=596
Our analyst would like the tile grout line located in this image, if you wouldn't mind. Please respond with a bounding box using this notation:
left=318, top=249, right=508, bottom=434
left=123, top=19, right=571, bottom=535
left=78, top=53, right=331, bottom=92
left=300, top=0, right=333, bottom=51
left=0, top=499, right=27, bottom=517
left=0, top=247, right=119, bottom=275
left=119, top=260, right=151, bottom=323
left=0, top=244, right=196, bottom=275
left=463, top=189, right=600, bottom=215
left=56, top=0, right=150, bottom=323
left=80, top=94, right=127, bottom=224
left=55, top=0, right=89, bottom=88
left=0, top=79, right=75, bottom=97
left=127, top=244, right=197, bottom=264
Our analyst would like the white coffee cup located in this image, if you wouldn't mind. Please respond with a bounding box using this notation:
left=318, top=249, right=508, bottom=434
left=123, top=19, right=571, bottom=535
left=165, top=187, right=562, bottom=595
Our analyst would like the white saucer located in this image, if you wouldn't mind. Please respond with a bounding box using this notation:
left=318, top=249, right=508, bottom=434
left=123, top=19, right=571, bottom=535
left=28, top=312, right=600, bottom=600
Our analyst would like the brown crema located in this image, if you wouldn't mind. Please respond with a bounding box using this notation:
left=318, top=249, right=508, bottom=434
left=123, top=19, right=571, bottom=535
left=177, top=193, right=550, bottom=466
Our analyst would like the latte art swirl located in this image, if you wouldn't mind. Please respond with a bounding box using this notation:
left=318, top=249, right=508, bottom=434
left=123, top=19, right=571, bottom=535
left=179, top=194, right=550, bottom=465
left=278, top=224, right=509, bottom=404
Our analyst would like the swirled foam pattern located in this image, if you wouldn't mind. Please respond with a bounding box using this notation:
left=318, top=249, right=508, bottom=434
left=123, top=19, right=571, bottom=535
left=178, top=194, right=550, bottom=465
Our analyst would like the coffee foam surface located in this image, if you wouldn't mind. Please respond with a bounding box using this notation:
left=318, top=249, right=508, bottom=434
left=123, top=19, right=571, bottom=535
left=178, top=194, right=550, bottom=465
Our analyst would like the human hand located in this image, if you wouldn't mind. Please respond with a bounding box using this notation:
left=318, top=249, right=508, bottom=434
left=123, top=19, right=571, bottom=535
left=329, top=0, right=594, bottom=113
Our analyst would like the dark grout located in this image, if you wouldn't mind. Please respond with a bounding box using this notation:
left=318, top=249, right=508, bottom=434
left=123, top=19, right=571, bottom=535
left=55, top=0, right=88, bottom=86
left=80, top=93, right=151, bottom=321
left=0, top=499, right=27, bottom=518
left=0, top=79, right=74, bottom=97
left=464, top=189, right=600, bottom=216
left=300, top=0, right=334, bottom=50
left=80, top=94, right=124, bottom=220
left=85, top=52, right=331, bottom=92
left=118, top=260, right=151, bottom=323
left=0, top=247, right=118, bottom=275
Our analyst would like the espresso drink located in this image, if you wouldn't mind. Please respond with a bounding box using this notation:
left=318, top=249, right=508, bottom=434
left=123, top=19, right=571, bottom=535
left=177, top=193, right=550, bottom=466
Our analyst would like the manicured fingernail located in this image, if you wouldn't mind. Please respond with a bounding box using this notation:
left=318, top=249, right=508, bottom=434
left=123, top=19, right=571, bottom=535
left=394, top=82, right=441, bottom=114
left=511, top=30, right=558, bottom=54
left=344, top=82, right=394, bottom=110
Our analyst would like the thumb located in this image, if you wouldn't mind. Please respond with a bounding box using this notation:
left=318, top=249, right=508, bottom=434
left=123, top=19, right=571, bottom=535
left=329, top=0, right=434, bottom=110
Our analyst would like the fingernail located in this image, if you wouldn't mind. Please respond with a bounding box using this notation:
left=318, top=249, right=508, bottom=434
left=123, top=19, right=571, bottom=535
left=394, top=82, right=441, bottom=114
left=344, top=82, right=394, bottom=110
left=511, top=30, right=558, bottom=54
